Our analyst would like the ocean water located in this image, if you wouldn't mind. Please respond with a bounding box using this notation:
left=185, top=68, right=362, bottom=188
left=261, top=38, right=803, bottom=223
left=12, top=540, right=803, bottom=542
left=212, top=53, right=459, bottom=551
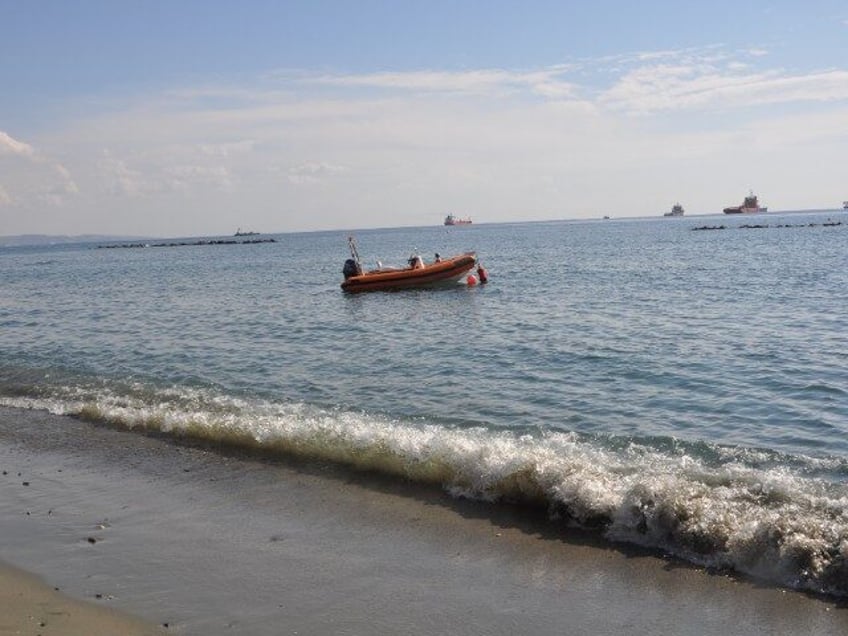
left=2, top=211, right=847, bottom=596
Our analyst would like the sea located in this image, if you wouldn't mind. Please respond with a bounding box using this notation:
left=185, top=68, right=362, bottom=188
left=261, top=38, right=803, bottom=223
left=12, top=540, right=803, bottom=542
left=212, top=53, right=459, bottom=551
left=2, top=210, right=847, bottom=597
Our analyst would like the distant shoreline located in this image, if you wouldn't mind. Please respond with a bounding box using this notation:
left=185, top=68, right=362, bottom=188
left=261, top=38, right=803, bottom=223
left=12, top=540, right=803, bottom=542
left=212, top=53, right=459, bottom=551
left=0, top=234, right=155, bottom=248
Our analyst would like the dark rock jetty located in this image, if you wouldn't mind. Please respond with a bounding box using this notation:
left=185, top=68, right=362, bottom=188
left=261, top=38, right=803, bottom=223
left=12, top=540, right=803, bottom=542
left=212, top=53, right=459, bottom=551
left=693, top=220, right=843, bottom=231
left=97, top=238, right=277, bottom=248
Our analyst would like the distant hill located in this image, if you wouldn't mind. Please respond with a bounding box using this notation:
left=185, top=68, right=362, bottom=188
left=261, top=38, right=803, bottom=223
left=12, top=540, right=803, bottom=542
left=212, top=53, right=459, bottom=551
left=0, top=234, right=154, bottom=247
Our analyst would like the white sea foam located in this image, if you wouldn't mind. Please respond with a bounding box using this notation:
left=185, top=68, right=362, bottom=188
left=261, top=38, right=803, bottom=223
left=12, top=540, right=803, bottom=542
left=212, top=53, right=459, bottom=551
left=2, top=385, right=847, bottom=596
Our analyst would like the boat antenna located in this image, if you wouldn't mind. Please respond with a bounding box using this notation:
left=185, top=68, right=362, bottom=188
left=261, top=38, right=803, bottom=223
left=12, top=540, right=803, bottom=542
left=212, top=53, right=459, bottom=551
left=347, top=235, right=361, bottom=268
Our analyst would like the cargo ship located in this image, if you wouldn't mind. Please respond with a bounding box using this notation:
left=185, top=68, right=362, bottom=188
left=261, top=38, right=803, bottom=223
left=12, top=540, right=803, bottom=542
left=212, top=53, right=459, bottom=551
left=444, top=213, right=472, bottom=226
left=723, top=191, right=767, bottom=214
left=664, top=203, right=684, bottom=217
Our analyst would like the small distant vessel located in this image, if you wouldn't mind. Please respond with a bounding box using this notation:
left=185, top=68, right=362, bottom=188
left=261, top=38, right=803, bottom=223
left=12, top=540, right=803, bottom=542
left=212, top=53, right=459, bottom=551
left=843, top=201, right=847, bottom=210
left=664, top=203, right=685, bottom=217
left=234, top=228, right=260, bottom=236
left=341, top=236, right=480, bottom=293
left=723, top=191, right=767, bottom=214
left=444, top=213, right=472, bottom=226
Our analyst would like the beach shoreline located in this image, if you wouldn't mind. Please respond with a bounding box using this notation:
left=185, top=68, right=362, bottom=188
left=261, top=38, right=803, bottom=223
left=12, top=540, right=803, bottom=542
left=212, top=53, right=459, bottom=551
left=0, top=560, right=165, bottom=635
left=1, top=406, right=846, bottom=635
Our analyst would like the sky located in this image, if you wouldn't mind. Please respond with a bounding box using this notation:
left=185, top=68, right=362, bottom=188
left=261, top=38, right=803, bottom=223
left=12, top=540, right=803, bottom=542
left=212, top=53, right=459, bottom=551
left=2, top=0, right=848, bottom=237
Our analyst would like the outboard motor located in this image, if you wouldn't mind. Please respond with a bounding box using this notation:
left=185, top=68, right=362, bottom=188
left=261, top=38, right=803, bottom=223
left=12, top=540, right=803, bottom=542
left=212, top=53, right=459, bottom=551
left=343, top=258, right=362, bottom=280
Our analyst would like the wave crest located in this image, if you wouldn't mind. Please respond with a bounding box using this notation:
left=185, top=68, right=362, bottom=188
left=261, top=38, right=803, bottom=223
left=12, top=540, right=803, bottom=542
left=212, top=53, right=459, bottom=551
left=2, top=385, right=847, bottom=596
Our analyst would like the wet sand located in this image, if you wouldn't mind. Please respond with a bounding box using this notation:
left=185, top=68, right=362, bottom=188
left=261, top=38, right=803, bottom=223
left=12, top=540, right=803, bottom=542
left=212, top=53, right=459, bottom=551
left=0, top=561, right=164, bottom=635
left=1, top=406, right=846, bottom=635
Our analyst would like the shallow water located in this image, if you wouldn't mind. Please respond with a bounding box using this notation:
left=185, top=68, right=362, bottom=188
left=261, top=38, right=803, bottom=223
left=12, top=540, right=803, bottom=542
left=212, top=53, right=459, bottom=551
left=2, top=211, right=847, bottom=595
left=6, top=408, right=847, bottom=636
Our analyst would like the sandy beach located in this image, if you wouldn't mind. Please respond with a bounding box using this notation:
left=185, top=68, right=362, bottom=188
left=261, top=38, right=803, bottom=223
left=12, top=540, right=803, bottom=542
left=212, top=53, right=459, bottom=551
left=0, top=561, right=164, bottom=635
left=1, top=406, right=846, bottom=635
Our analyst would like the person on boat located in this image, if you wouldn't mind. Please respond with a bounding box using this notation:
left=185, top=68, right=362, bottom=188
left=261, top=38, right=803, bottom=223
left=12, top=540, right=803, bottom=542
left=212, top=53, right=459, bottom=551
left=434, top=253, right=442, bottom=262
left=408, top=254, right=424, bottom=269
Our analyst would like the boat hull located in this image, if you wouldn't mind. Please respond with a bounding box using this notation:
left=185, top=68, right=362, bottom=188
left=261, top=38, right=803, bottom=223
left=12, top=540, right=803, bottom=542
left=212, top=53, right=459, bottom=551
left=342, top=253, right=477, bottom=293
left=723, top=207, right=767, bottom=214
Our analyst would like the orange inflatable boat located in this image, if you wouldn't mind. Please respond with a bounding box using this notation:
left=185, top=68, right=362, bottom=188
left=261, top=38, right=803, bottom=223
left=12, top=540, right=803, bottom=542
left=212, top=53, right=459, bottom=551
left=341, top=236, right=479, bottom=293
left=342, top=251, right=478, bottom=293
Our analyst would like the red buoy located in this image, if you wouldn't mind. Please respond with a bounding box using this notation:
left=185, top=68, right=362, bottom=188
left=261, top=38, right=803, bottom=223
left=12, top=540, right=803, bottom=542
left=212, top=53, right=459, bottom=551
left=466, top=274, right=478, bottom=286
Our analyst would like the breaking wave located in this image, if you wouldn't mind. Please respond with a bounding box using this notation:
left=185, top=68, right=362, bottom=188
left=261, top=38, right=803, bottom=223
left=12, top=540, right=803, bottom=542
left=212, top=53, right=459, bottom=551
left=2, top=379, right=847, bottom=597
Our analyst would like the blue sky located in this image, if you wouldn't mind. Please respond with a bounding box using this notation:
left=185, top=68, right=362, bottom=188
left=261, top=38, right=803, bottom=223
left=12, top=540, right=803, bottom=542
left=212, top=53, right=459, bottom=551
left=2, top=1, right=848, bottom=236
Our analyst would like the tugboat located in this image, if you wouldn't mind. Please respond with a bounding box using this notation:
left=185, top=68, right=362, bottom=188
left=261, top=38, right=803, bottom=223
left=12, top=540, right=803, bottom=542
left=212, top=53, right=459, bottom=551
left=723, top=191, right=767, bottom=214
left=664, top=203, right=685, bottom=217
left=444, top=213, right=472, bottom=226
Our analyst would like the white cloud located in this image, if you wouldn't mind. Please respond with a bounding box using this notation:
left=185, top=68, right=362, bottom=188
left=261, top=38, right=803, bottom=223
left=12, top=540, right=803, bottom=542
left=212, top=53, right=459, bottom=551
left=0, top=131, right=79, bottom=208
left=96, top=148, right=237, bottom=198
left=198, top=140, right=257, bottom=157
left=287, top=161, right=348, bottom=185
left=38, top=164, right=80, bottom=205
left=0, top=130, right=35, bottom=157
left=98, top=153, right=149, bottom=197
left=166, top=164, right=234, bottom=191
left=601, top=64, right=848, bottom=114
left=307, top=67, right=577, bottom=100
left=6, top=44, right=848, bottom=235
left=54, top=164, right=79, bottom=194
